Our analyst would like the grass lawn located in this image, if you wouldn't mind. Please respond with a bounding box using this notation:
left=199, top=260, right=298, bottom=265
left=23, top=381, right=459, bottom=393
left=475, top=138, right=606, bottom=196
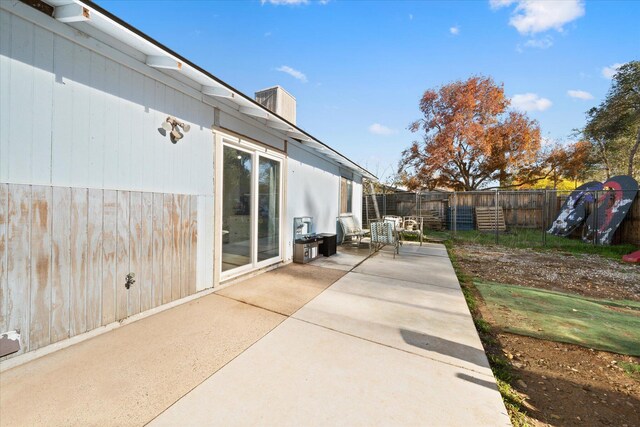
left=421, top=228, right=637, bottom=260
left=474, top=280, right=640, bottom=356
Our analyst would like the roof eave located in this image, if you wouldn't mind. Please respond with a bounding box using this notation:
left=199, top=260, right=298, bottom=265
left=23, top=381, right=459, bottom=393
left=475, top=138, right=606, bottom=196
left=40, top=0, right=377, bottom=180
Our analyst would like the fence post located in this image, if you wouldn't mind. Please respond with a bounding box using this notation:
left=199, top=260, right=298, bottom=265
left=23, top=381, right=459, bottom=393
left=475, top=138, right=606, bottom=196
left=383, top=194, right=387, bottom=218
left=542, top=190, right=547, bottom=246
left=495, top=190, right=499, bottom=245
left=593, top=190, right=599, bottom=245
left=365, top=192, right=369, bottom=229
left=453, top=192, right=457, bottom=238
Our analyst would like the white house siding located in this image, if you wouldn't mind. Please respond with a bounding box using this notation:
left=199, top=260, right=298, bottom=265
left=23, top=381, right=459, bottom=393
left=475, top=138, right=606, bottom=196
left=0, top=7, right=215, bottom=295
left=285, top=143, right=363, bottom=260
left=0, top=10, right=213, bottom=195
left=0, top=2, right=367, bottom=361
left=0, top=5, right=216, bottom=359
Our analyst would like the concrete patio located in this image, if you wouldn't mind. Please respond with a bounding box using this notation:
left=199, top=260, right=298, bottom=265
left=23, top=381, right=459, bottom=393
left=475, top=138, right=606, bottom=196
left=0, top=242, right=510, bottom=426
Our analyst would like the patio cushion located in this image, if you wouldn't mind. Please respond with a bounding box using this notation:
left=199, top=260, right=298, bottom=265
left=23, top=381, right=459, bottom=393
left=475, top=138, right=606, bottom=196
left=339, top=215, right=364, bottom=235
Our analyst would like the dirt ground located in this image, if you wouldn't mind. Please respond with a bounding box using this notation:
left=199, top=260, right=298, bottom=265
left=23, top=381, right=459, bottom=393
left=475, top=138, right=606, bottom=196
left=455, top=244, right=640, bottom=301
left=452, top=243, right=640, bottom=427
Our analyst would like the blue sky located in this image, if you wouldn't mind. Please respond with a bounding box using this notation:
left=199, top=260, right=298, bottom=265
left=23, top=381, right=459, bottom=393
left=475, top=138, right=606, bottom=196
left=98, top=0, right=639, bottom=180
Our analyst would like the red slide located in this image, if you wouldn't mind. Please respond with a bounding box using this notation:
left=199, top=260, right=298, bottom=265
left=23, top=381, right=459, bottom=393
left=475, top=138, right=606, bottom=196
left=622, top=250, right=640, bottom=263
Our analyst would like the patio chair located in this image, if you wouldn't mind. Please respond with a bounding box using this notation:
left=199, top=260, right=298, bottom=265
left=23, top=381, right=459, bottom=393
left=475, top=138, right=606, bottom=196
left=337, top=213, right=368, bottom=245
left=402, top=216, right=424, bottom=246
left=383, top=215, right=405, bottom=246
left=369, top=221, right=400, bottom=258
left=383, top=215, right=403, bottom=231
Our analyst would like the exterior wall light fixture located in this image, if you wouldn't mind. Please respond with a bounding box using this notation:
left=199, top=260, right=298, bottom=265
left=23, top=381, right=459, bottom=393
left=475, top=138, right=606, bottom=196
left=160, top=116, right=191, bottom=143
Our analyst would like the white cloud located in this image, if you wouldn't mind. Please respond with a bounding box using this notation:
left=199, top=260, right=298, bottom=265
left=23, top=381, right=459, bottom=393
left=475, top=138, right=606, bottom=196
left=276, top=65, right=308, bottom=83
left=368, top=123, right=395, bottom=136
left=567, top=90, right=593, bottom=100
left=450, top=26, right=460, bottom=35
left=602, top=63, right=623, bottom=79
left=409, top=14, right=413, bottom=21
left=489, top=0, right=516, bottom=8
left=264, top=31, right=272, bottom=37
left=510, top=93, right=552, bottom=112
left=523, top=35, right=553, bottom=49
left=491, top=0, right=585, bottom=34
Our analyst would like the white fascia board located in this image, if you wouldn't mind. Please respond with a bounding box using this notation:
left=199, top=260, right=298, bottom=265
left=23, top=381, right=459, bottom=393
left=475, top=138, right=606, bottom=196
left=1, top=0, right=299, bottom=149
left=146, top=55, right=182, bottom=70
left=303, top=140, right=324, bottom=150
left=239, top=106, right=270, bottom=120
left=234, top=96, right=257, bottom=107
left=286, top=131, right=312, bottom=141
left=314, top=145, right=372, bottom=179
left=72, top=2, right=183, bottom=63
left=266, top=120, right=293, bottom=132
left=44, top=0, right=375, bottom=179
left=202, top=86, right=234, bottom=98
left=54, top=3, right=90, bottom=22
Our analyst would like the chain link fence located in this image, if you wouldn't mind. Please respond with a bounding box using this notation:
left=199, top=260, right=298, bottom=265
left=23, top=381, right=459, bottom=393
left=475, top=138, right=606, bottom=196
left=363, top=189, right=640, bottom=248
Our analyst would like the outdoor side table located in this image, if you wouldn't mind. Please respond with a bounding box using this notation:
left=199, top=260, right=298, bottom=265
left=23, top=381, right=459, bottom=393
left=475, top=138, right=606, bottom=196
left=319, top=233, right=337, bottom=257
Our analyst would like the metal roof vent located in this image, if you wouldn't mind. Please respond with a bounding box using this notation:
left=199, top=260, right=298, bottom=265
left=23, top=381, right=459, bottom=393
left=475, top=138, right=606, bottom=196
left=254, top=86, right=296, bottom=125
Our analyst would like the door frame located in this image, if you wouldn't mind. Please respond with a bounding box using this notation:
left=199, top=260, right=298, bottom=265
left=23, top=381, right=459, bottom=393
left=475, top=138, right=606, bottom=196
left=214, top=131, right=285, bottom=283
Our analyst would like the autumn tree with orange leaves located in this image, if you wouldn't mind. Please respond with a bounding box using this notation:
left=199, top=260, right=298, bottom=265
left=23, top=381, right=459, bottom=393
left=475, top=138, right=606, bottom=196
left=400, top=76, right=541, bottom=191
left=540, top=140, right=594, bottom=189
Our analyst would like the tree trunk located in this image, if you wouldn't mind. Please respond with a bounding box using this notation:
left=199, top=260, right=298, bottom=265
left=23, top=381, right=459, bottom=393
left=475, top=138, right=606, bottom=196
left=498, top=168, right=507, bottom=189
left=629, top=126, right=640, bottom=177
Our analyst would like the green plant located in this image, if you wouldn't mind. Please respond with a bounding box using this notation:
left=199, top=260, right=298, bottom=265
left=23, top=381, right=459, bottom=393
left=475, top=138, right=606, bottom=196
left=488, top=354, right=513, bottom=383
left=496, top=379, right=530, bottom=427
left=474, top=318, right=492, bottom=334
left=619, top=361, right=640, bottom=379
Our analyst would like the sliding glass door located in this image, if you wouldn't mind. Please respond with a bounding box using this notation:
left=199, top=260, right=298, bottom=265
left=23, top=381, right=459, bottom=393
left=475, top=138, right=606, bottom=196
left=257, top=157, right=280, bottom=263
left=221, top=143, right=282, bottom=276
left=221, top=146, right=253, bottom=272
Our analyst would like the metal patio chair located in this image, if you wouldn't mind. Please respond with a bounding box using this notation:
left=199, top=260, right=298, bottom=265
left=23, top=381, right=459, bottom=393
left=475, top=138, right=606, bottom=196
left=338, top=213, right=368, bottom=245
left=369, top=221, right=400, bottom=258
left=383, top=215, right=404, bottom=231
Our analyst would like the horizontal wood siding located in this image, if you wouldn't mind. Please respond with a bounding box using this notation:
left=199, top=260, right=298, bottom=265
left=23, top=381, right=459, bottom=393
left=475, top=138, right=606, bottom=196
left=0, top=184, right=198, bottom=360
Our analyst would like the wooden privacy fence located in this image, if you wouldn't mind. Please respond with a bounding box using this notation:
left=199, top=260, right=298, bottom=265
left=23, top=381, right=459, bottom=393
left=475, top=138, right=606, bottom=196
left=363, top=190, right=640, bottom=245
left=453, top=191, right=547, bottom=229
left=0, top=184, right=197, bottom=358
left=612, top=193, right=639, bottom=245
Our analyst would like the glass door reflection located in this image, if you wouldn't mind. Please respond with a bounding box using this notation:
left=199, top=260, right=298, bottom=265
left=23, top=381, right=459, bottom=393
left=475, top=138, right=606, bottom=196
left=221, top=146, right=253, bottom=272
left=257, top=157, right=280, bottom=262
